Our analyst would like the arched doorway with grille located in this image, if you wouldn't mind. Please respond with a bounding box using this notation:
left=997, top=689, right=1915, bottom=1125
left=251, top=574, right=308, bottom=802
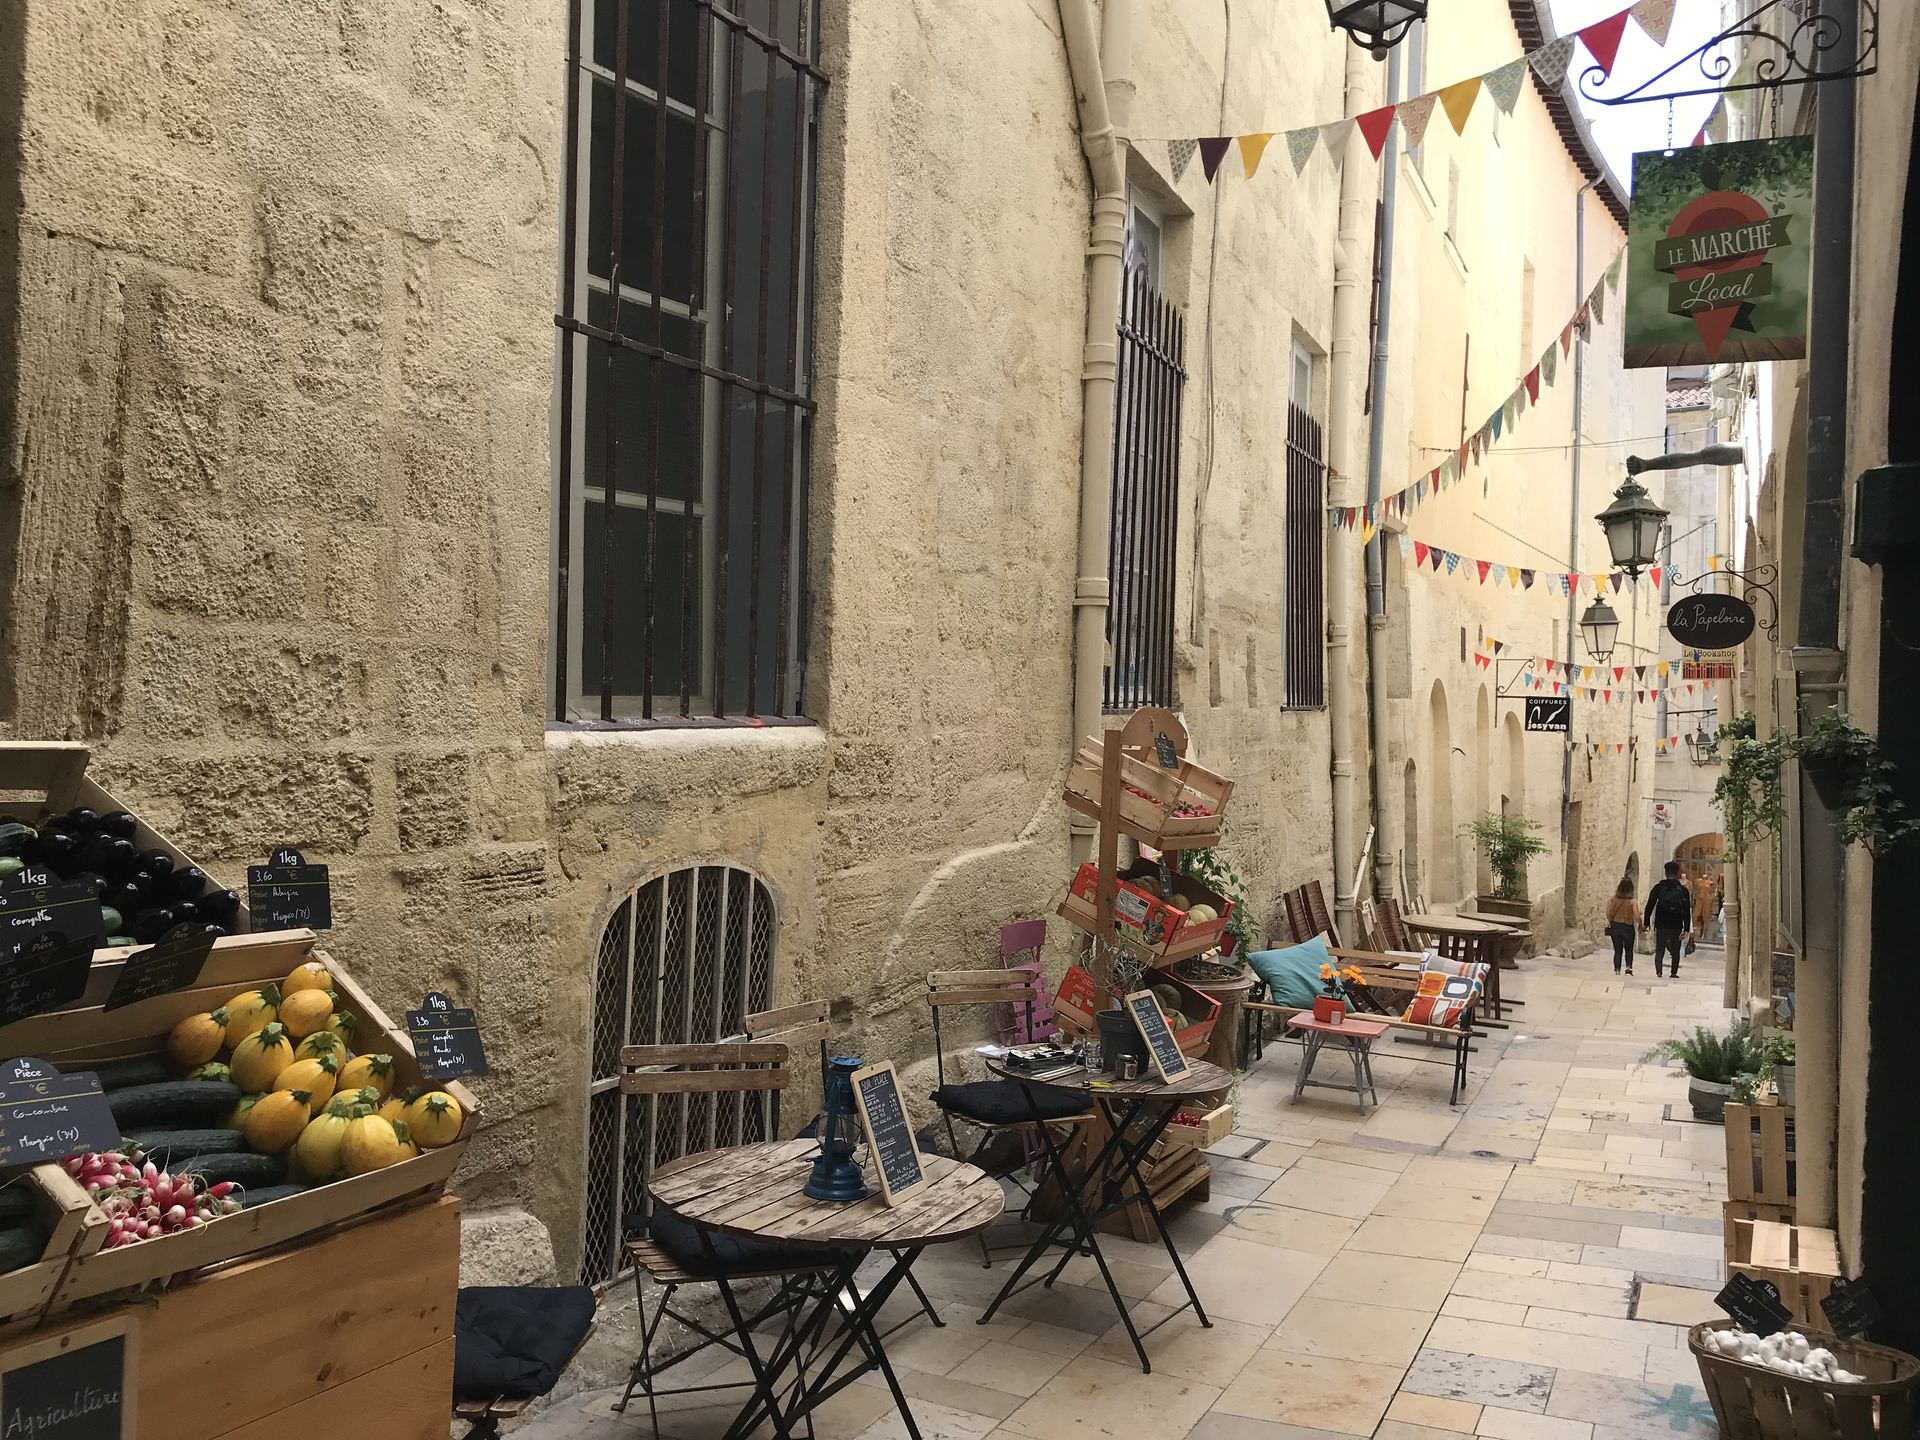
left=579, top=863, right=779, bottom=1286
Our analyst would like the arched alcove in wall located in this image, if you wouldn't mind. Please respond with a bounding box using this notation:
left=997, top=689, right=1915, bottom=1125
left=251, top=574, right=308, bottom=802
left=1427, top=680, right=1456, bottom=901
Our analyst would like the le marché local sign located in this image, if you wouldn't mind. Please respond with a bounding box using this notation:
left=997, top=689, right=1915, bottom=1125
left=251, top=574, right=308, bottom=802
left=1666, top=593, right=1756, bottom=650
left=1626, top=136, right=1812, bottom=369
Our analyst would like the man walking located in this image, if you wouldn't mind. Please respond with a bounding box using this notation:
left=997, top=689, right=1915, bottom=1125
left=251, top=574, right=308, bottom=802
left=1642, top=861, right=1693, bottom=979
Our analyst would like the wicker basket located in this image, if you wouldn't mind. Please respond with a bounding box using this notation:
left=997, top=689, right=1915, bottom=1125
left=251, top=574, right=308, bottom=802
left=1690, top=1320, right=1920, bottom=1440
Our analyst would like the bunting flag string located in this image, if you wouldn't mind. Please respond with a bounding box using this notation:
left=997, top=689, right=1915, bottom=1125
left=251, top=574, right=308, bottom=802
left=1467, top=634, right=1719, bottom=709
left=1330, top=247, right=1624, bottom=532
left=1364, top=534, right=1664, bottom=600
left=1145, top=4, right=1657, bottom=171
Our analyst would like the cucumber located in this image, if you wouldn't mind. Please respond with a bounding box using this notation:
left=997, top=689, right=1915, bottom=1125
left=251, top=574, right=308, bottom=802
left=124, top=1129, right=246, bottom=1165
left=177, top=1152, right=287, bottom=1187
left=0, top=1182, right=38, bottom=1223
left=88, top=1057, right=174, bottom=1092
left=107, top=1080, right=241, bottom=1128
left=0, top=1222, right=49, bottom=1273
left=236, top=1182, right=308, bottom=1209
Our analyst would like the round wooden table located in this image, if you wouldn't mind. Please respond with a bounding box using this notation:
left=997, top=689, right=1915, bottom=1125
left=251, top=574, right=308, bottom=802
left=1403, top=912, right=1522, bottom=1020
left=650, top=1139, right=1004, bottom=1440
left=979, top=1056, right=1229, bottom=1373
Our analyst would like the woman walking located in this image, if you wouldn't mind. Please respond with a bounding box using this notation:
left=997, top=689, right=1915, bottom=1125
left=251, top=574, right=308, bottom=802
left=1605, top=878, right=1638, bottom=976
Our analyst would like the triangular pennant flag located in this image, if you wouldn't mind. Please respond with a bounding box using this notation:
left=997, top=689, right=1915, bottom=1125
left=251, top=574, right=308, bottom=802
left=1616, top=742, right=1625, bottom=754
left=1632, top=0, right=1676, bottom=46
left=1413, top=541, right=1430, bottom=569
left=1528, top=35, right=1577, bottom=87
left=1613, top=666, right=1625, bottom=683
left=1578, top=9, right=1634, bottom=78
left=1604, top=691, right=1613, bottom=704
left=1484, top=58, right=1527, bottom=115
left=1506, top=566, right=1521, bottom=588
left=1198, top=137, right=1233, bottom=182
left=1635, top=666, right=1647, bottom=681
left=1561, top=322, right=1574, bottom=355
left=1610, top=572, right=1624, bottom=593
left=1541, top=343, right=1558, bottom=386
left=1605, top=250, right=1624, bottom=292
left=1521, top=569, right=1535, bottom=589
left=1238, top=132, right=1274, bottom=179
left=1581, top=665, right=1593, bottom=682
left=1439, top=76, right=1483, bottom=135
left=1492, top=408, right=1505, bottom=441
left=1398, top=532, right=1413, bottom=559
left=1444, top=551, right=1461, bottom=574
left=1650, top=565, right=1663, bottom=588
left=1476, top=560, right=1492, bottom=584
left=1398, top=94, right=1438, bottom=151
left=1356, top=105, right=1397, bottom=160
left=1658, top=661, right=1670, bottom=678
left=1319, top=118, right=1355, bottom=162
left=1285, top=126, right=1320, bottom=175
left=1430, top=546, right=1446, bottom=572
left=1591, top=281, right=1608, bottom=326
left=1492, top=639, right=1506, bottom=654
left=1525, top=366, right=1542, bottom=404
left=1169, top=138, right=1197, bottom=181
left=1361, top=517, right=1375, bottom=543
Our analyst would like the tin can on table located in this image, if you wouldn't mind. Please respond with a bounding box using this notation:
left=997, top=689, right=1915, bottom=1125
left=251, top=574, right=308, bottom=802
left=1116, top=1055, right=1141, bottom=1081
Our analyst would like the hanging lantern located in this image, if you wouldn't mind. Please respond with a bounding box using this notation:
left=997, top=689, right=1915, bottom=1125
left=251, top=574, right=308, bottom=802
left=1324, top=0, right=1428, bottom=59
left=803, top=1056, right=870, bottom=1203
left=1595, top=475, right=1670, bottom=575
left=1580, top=600, right=1620, bottom=664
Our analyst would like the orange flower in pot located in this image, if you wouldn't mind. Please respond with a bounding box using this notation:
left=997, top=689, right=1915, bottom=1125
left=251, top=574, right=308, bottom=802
left=1314, top=963, right=1364, bottom=1024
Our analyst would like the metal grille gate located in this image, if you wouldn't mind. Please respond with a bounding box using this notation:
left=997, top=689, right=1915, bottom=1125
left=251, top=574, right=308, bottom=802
left=1284, top=403, right=1327, bottom=709
left=581, top=864, right=777, bottom=1286
left=1104, top=270, right=1187, bottom=713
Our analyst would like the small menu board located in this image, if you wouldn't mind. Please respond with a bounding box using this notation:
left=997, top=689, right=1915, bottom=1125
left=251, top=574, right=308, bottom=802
left=0, top=1057, right=120, bottom=1167
left=0, top=934, right=95, bottom=1029
left=1715, top=1273, right=1792, bottom=1336
left=1153, top=731, right=1179, bottom=769
left=405, top=991, right=488, bottom=1081
left=851, top=1061, right=927, bottom=1206
left=1821, top=1275, right=1882, bottom=1338
left=0, top=1313, right=136, bottom=1439
left=245, top=847, right=332, bottom=931
left=0, top=883, right=104, bottom=959
left=102, top=928, right=217, bottom=1013
left=1123, top=989, right=1190, bottom=1083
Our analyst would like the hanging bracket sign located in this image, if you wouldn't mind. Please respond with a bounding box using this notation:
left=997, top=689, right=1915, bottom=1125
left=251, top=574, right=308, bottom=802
left=1524, top=697, right=1572, bottom=734
left=246, top=848, right=332, bottom=931
left=405, top=992, right=488, bottom=1081
left=1666, top=594, right=1757, bottom=649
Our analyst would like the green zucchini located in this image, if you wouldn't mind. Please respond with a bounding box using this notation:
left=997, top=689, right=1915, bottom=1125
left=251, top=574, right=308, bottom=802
left=177, top=1152, right=286, bottom=1187
left=89, top=1057, right=174, bottom=1092
left=107, top=1080, right=241, bottom=1128
left=124, top=1129, right=245, bottom=1165
left=0, top=1222, right=49, bottom=1273
left=0, top=1182, right=38, bottom=1223
left=236, top=1182, right=308, bottom=1209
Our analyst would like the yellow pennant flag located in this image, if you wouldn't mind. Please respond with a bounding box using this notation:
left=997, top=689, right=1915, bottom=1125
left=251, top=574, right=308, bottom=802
left=1238, top=132, right=1274, bottom=179
left=1658, top=661, right=1671, bottom=678
left=1439, top=77, right=1482, bottom=135
left=1506, top=566, right=1521, bottom=587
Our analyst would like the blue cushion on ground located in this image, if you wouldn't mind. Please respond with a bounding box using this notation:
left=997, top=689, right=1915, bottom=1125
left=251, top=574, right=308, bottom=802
left=645, top=1206, right=858, bottom=1276
left=454, top=1284, right=597, bottom=1401
left=931, top=1080, right=1092, bottom=1125
left=1247, top=934, right=1332, bottom=1007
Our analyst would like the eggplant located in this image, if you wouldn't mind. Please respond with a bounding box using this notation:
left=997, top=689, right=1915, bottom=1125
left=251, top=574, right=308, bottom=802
left=134, top=849, right=173, bottom=883
left=25, top=829, right=78, bottom=874
left=0, top=822, right=36, bottom=857
left=77, top=834, right=136, bottom=879
left=194, top=889, right=242, bottom=923
left=128, top=907, right=176, bottom=944
left=108, top=874, right=155, bottom=914
left=97, top=811, right=137, bottom=839
left=60, top=807, right=99, bottom=833
left=68, top=871, right=109, bottom=900
left=164, top=865, right=210, bottom=903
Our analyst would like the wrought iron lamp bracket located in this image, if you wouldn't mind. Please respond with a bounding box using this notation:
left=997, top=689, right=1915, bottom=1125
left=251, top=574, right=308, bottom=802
left=1577, top=0, right=1877, bottom=107
left=1672, top=561, right=1780, bottom=634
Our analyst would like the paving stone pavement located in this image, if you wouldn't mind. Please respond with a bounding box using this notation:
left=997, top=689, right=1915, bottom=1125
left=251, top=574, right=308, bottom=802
left=516, top=949, right=1734, bottom=1440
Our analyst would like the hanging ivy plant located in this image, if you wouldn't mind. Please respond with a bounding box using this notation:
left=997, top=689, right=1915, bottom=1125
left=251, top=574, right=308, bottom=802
left=1711, top=710, right=1918, bottom=857
left=1178, top=843, right=1259, bottom=958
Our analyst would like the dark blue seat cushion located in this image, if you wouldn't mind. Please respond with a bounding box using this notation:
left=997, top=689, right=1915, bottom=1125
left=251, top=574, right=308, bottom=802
left=645, top=1206, right=859, bottom=1277
left=931, top=1080, right=1092, bottom=1126
left=454, top=1284, right=597, bottom=1401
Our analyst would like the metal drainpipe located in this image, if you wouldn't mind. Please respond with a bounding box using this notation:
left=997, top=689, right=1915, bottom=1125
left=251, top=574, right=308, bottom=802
left=1059, top=0, right=1131, bottom=864
left=1362, top=48, right=1403, bottom=911
left=1560, top=180, right=1597, bottom=916
left=1791, top=0, right=1856, bottom=1232
left=1327, top=43, right=1375, bottom=934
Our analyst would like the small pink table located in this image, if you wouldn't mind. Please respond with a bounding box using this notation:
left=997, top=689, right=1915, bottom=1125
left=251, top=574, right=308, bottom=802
left=1286, top=1013, right=1390, bottom=1109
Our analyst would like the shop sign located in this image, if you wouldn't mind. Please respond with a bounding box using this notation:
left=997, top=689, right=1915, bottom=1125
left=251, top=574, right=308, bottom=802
left=1649, top=800, right=1675, bottom=832
left=1666, top=593, right=1756, bottom=649
left=1682, top=647, right=1737, bottom=680
left=1626, top=137, right=1813, bottom=368
left=1524, top=697, right=1571, bottom=733
left=0, top=1312, right=135, bottom=1440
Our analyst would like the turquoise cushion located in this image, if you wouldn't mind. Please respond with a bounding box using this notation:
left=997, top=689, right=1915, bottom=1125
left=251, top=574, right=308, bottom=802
left=1247, top=935, right=1331, bottom=1008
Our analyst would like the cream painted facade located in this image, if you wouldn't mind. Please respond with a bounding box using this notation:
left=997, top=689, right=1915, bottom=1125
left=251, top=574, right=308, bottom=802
left=2, top=0, right=1661, bottom=1293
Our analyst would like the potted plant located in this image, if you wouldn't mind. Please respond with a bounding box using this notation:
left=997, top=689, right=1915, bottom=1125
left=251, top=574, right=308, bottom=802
left=1765, top=1034, right=1796, bottom=1106
left=1712, top=711, right=1919, bottom=856
left=1462, top=814, right=1549, bottom=918
left=1643, top=1019, right=1763, bottom=1122
left=1177, top=844, right=1258, bottom=958
left=1314, top=962, right=1363, bottom=1024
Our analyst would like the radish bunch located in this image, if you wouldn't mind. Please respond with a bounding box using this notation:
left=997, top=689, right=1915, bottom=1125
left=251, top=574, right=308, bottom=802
left=61, top=1151, right=243, bottom=1248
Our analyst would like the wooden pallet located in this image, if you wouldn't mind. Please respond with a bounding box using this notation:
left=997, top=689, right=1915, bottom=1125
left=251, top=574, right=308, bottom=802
left=1725, top=1101, right=1795, bottom=1205
left=1723, top=1199, right=1796, bottom=1265
left=1728, top=1219, right=1840, bottom=1328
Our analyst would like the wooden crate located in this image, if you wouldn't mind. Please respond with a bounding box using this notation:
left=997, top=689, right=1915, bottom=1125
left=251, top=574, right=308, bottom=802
left=0, top=1165, right=109, bottom=1326
left=1689, top=1320, right=1920, bottom=1440
left=0, top=929, right=475, bottom=1322
left=1727, top=1219, right=1840, bottom=1327
left=1057, top=859, right=1234, bottom=963
left=1722, top=1199, right=1795, bottom=1265
left=1052, top=965, right=1221, bottom=1058
left=1064, top=736, right=1232, bottom=852
left=1164, top=1101, right=1234, bottom=1151
left=1724, top=1101, right=1796, bottom=1204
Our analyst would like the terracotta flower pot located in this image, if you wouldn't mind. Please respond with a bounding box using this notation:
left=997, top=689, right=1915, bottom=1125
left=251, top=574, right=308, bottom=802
left=1313, top=996, right=1346, bottom=1024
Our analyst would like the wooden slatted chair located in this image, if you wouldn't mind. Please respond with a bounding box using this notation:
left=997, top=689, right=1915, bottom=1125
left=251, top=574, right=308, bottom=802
left=927, top=970, right=1094, bottom=1266
left=1375, top=896, right=1418, bottom=953
left=613, top=1041, right=862, bottom=1435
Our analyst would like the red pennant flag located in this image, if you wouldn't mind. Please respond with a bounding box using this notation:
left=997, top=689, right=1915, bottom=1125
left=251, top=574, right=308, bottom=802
left=1616, top=743, right=1624, bottom=754
left=1414, top=541, right=1430, bottom=568
left=1650, top=565, right=1663, bottom=588
left=1356, top=105, right=1397, bottom=160
left=1603, top=690, right=1612, bottom=703
left=1568, top=571, right=1581, bottom=588
left=1561, top=323, right=1574, bottom=355
left=1692, top=127, right=1709, bottom=148
left=1476, top=560, right=1492, bottom=584
left=1524, top=366, right=1541, bottom=403
left=1578, top=9, right=1633, bottom=77
left=1613, top=666, right=1625, bottom=682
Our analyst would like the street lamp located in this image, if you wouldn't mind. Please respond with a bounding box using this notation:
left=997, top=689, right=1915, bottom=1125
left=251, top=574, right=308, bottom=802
left=1580, top=600, right=1620, bottom=663
left=1594, top=475, right=1669, bottom=576
left=1324, top=0, right=1427, bottom=58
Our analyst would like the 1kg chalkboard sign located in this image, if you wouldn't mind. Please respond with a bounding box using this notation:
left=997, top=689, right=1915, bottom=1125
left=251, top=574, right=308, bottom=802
left=1716, top=1273, right=1792, bottom=1337
left=850, top=1061, right=928, bottom=1206
left=0, top=934, right=95, bottom=1029
left=245, top=847, right=332, bottom=931
left=102, top=928, right=217, bottom=1013
left=0, top=883, right=103, bottom=960
left=2, top=865, right=54, bottom=891
left=1821, top=1275, right=1883, bottom=1338
left=0, top=1313, right=136, bottom=1440
left=1123, top=989, right=1191, bottom=1083
left=405, top=992, right=488, bottom=1081
left=0, top=1057, right=120, bottom=1168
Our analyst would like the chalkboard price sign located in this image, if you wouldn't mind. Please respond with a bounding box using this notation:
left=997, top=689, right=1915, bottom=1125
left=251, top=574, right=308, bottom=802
left=0, top=1313, right=136, bottom=1440
left=2, top=865, right=53, bottom=891
left=0, top=1057, right=121, bottom=1168
left=1820, top=1275, right=1883, bottom=1338
left=102, top=929, right=217, bottom=1014
left=1153, top=731, right=1179, bottom=769
left=0, top=933, right=95, bottom=1029
left=0, top=884, right=104, bottom=960
left=405, top=991, right=488, bottom=1081
left=1715, top=1273, right=1792, bottom=1337
left=850, top=1061, right=928, bottom=1206
left=245, top=848, right=332, bottom=931
left=1123, top=989, right=1190, bottom=1083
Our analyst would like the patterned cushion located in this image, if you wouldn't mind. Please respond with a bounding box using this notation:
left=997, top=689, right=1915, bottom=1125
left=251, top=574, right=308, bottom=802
left=1403, top=969, right=1478, bottom=1029
left=1420, top=956, right=1489, bottom=989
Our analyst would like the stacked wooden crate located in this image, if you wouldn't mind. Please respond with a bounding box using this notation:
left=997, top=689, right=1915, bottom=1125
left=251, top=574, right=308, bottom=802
left=1723, top=1100, right=1796, bottom=1262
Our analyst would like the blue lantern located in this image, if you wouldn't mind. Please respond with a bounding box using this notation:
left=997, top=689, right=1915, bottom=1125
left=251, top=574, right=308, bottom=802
left=804, top=1055, right=870, bottom=1203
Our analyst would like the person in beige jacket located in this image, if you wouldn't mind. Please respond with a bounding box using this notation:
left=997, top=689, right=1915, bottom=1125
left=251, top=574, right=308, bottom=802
left=1605, top=878, right=1638, bottom=976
